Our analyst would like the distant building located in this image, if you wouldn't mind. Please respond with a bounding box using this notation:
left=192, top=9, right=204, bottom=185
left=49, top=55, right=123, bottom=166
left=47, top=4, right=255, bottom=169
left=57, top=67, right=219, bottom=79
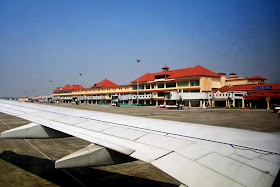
left=225, top=72, right=267, bottom=86
left=18, top=97, right=29, bottom=102
left=216, top=83, right=280, bottom=108
left=53, top=65, right=225, bottom=106
left=53, top=84, right=85, bottom=95
left=52, top=65, right=279, bottom=108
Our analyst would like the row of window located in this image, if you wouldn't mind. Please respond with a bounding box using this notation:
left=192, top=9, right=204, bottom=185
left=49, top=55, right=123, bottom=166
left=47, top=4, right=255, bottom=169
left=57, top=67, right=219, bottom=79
left=101, top=87, right=130, bottom=92
left=132, top=80, right=200, bottom=90
left=55, top=80, right=200, bottom=94
left=55, top=91, right=72, bottom=94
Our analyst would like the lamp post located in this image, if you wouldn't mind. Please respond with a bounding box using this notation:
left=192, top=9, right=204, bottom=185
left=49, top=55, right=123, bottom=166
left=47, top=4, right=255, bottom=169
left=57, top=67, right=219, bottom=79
left=33, top=89, right=35, bottom=102
left=49, top=80, right=52, bottom=102
left=79, top=73, right=82, bottom=104
left=136, top=58, right=141, bottom=105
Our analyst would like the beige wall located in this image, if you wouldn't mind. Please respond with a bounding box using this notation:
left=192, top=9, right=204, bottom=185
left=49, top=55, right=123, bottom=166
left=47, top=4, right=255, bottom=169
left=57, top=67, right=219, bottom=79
left=225, top=78, right=266, bottom=86
left=226, top=79, right=248, bottom=86
left=248, top=80, right=265, bottom=84
left=211, top=78, right=222, bottom=89
left=18, top=97, right=29, bottom=102
left=200, top=77, right=212, bottom=92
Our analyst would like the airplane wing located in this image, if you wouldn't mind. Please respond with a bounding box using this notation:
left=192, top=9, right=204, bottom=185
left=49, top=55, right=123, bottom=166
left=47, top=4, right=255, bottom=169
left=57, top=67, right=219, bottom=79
left=0, top=99, right=279, bottom=187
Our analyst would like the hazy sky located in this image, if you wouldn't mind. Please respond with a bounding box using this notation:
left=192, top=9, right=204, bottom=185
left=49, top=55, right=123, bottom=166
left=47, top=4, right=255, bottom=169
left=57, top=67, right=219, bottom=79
left=0, top=0, right=279, bottom=97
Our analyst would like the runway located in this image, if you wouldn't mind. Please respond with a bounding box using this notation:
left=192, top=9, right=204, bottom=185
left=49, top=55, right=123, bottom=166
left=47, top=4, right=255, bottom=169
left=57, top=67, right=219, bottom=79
left=1, top=104, right=279, bottom=186
left=0, top=112, right=179, bottom=187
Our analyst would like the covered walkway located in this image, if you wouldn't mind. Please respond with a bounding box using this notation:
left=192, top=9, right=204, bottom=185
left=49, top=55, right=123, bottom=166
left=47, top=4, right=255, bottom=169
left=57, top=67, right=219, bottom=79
left=244, top=92, right=280, bottom=109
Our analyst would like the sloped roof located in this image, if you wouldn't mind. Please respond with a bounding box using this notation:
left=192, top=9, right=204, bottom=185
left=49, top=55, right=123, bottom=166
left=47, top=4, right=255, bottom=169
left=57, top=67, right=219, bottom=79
left=167, top=65, right=221, bottom=79
left=244, top=92, right=280, bottom=100
left=231, top=83, right=280, bottom=91
left=53, top=87, right=63, bottom=92
left=132, top=73, right=155, bottom=83
left=227, top=75, right=267, bottom=80
left=161, top=65, right=170, bottom=69
left=213, top=86, right=233, bottom=93
left=131, top=65, right=220, bottom=83
left=54, top=84, right=85, bottom=92
left=249, top=76, right=267, bottom=80
left=63, top=84, right=73, bottom=90
left=71, top=85, right=85, bottom=90
left=91, top=79, right=118, bottom=88
left=215, top=83, right=280, bottom=92
left=227, top=76, right=237, bottom=79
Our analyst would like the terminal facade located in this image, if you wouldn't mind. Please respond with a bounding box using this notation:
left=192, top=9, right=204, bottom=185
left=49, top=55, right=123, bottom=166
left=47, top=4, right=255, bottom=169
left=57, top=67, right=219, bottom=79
left=50, top=65, right=279, bottom=108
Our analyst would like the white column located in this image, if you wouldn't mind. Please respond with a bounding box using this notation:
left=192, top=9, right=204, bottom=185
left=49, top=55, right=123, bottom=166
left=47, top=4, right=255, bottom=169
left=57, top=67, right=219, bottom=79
left=202, top=100, right=206, bottom=109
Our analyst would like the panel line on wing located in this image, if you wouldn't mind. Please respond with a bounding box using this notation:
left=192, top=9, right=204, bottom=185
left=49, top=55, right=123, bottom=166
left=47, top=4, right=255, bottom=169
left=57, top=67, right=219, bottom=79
left=76, top=116, right=280, bottom=155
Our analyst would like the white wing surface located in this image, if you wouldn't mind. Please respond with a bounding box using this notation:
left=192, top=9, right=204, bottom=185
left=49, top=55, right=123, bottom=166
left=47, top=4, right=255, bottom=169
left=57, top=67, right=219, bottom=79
left=0, top=100, right=279, bottom=187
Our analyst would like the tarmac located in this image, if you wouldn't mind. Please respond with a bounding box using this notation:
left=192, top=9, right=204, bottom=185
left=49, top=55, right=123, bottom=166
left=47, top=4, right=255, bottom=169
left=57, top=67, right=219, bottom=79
left=1, top=103, right=280, bottom=187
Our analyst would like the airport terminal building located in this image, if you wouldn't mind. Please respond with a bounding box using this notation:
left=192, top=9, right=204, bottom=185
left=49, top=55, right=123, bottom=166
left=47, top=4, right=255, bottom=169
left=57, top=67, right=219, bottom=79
left=50, top=65, right=280, bottom=108
left=53, top=65, right=223, bottom=106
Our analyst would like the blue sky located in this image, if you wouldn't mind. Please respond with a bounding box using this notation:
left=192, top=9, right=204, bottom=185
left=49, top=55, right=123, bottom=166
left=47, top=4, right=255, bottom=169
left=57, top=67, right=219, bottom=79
left=0, top=0, right=279, bottom=97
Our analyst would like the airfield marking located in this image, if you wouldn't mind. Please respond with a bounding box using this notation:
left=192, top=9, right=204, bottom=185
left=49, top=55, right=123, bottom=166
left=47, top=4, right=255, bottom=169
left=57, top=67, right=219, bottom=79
left=0, top=119, right=11, bottom=129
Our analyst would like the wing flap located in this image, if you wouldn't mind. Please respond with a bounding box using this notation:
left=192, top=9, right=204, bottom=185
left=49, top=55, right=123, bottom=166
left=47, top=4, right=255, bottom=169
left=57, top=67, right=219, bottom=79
left=197, top=152, right=275, bottom=187
left=152, top=152, right=244, bottom=187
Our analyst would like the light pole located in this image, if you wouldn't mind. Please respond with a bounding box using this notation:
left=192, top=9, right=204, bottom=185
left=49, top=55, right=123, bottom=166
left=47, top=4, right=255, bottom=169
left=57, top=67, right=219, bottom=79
left=136, top=58, right=141, bottom=105
left=79, top=73, right=82, bottom=104
left=33, top=89, right=35, bottom=102
left=49, top=80, right=52, bottom=102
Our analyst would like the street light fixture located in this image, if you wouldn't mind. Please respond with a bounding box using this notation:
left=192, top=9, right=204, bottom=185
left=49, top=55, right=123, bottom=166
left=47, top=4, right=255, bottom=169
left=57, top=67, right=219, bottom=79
left=136, top=58, right=141, bottom=105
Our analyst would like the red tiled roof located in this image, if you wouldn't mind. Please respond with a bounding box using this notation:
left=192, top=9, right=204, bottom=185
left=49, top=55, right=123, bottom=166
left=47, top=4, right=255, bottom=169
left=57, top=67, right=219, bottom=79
left=162, top=65, right=170, bottom=69
left=71, top=85, right=85, bottom=90
left=227, top=75, right=266, bottom=80
left=244, top=92, right=280, bottom=100
left=91, top=79, right=118, bottom=88
left=230, top=83, right=280, bottom=91
left=213, top=86, right=232, bottom=93
left=63, top=84, right=72, bottom=90
left=153, top=71, right=171, bottom=76
left=131, top=65, right=220, bottom=83
left=167, top=65, right=221, bottom=79
left=131, top=73, right=155, bottom=83
left=248, top=76, right=267, bottom=80
left=54, top=84, right=85, bottom=92
left=215, top=83, right=280, bottom=93
left=53, top=87, right=63, bottom=92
